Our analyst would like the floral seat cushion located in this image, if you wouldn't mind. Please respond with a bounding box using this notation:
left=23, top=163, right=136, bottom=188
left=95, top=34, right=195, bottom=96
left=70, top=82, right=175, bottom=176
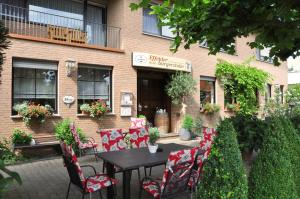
left=188, top=128, right=218, bottom=189
left=129, top=127, right=149, bottom=148
left=85, top=174, right=117, bottom=193
left=60, top=142, right=117, bottom=193
left=99, top=129, right=127, bottom=152
left=131, top=117, right=146, bottom=128
left=141, top=148, right=197, bottom=198
left=142, top=179, right=161, bottom=199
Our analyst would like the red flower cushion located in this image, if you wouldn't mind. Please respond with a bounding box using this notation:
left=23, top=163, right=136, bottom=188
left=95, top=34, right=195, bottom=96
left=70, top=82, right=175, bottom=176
left=85, top=174, right=117, bottom=193
left=99, top=129, right=127, bottom=152
left=129, top=127, right=149, bottom=148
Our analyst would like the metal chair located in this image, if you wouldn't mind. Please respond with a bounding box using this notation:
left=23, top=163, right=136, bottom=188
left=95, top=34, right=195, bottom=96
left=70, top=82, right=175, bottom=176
left=70, top=123, right=98, bottom=161
left=188, top=127, right=217, bottom=191
left=60, top=142, right=117, bottom=199
left=139, top=148, right=198, bottom=199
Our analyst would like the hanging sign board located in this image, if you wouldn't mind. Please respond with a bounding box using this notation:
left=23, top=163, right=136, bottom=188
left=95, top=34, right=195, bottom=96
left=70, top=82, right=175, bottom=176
left=132, top=52, right=192, bottom=72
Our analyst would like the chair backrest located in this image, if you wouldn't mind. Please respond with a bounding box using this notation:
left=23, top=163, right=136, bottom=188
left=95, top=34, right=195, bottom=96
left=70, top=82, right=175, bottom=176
left=200, top=127, right=217, bottom=159
left=70, top=123, right=82, bottom=146
left=160, top=148, right=197, bottom=197
left=99, top=129, right=127, bottom=152
left=60, top=142, right=85, bottom=189
left=130, top=117, right=146, bottom=128
left=128, top=127, right=149, bottom=148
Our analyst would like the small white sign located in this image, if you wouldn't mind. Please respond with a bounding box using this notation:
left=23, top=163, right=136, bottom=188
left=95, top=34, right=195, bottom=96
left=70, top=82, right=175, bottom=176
left=63, top=96, right=75, bottom=104
left=120, top=106, right=132, bottom=116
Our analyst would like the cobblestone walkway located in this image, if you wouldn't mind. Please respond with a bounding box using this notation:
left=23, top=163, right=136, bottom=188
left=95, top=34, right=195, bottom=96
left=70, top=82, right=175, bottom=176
left=5, top=140, right=198, bottom=199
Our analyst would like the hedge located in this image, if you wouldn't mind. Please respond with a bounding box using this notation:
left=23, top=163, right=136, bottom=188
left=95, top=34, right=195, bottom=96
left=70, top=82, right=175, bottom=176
left=249, top=117, right=299, bottom=199
left=197, top=119, right=248, bottom=198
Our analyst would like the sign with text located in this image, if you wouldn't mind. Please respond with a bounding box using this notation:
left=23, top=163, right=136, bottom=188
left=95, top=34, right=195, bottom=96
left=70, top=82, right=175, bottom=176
left=132, top=52, right=192, bottom=72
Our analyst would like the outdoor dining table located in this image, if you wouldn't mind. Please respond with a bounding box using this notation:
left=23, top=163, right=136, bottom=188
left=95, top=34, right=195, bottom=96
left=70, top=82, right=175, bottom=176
left=97, top=143, right=192, bottom=199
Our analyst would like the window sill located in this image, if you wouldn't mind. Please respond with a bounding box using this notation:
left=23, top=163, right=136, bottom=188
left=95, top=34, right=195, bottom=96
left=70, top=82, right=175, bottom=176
left=11, top=114, right=61, bottom=119
left=143, top=32, right=174, bottom=41
left=256, top=58, right=273, bottom=65
left=199, top=45, right=237, bottom=56
left=77, top=113, right=116, bottom=117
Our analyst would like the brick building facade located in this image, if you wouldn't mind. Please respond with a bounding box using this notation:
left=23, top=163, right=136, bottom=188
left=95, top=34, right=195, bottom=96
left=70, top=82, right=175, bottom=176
left=0, top=0, right=288, bottom=145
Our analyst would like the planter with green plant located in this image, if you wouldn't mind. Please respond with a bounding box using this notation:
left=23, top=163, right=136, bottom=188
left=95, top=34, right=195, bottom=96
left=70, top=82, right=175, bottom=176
left=179, top=115, right=193, bottom=141
left=225, top=103, right=240, bottom=112
left=202, top=103, right=221, bottom=115
left=165, top=72, right=196, bottom=114
left=89, top=99, right=110, bottom=120
left=80, top=104, right=91, bottom=115
left=11, top=129, right=33, bottom=147
left=13, top=102, right=53, bottom=126
left=193, top=115, right=203, bottom=139
left=148, top=127, right=160, bottom=153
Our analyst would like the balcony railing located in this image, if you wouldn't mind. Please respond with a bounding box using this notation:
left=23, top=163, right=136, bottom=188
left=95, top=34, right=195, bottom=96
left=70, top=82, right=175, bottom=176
left=0, top=3, right=121, bottom=49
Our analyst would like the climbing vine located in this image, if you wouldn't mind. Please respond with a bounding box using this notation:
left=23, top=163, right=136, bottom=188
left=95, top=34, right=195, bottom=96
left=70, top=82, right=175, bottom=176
left=215, top=59, right=270, bottom=115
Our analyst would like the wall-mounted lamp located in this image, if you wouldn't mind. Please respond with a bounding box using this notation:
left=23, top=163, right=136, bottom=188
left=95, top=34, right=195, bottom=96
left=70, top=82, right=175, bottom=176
left=65, top=58, right=76, bottom=77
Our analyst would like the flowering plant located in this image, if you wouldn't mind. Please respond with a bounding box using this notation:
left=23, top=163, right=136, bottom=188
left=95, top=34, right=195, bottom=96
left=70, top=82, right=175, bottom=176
left=13, top=102, right=53, bottom=126
left=89, top=99, right=110, bottom=120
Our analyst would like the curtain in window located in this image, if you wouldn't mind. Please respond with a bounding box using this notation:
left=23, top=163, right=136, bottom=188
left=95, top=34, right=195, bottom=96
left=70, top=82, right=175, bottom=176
left=28, top=0, right=84, bottom=29
left=143, top=7, right=160, bottom=35
left=78, top=66, right=111, bottom=107
left=86, top=5, right=105, bottom=46
left=13, top=60, right=57, bottom=112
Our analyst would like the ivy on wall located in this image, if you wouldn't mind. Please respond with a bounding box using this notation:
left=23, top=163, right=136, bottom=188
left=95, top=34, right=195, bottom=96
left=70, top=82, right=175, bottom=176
left=215, top=59, right=270, bottom=115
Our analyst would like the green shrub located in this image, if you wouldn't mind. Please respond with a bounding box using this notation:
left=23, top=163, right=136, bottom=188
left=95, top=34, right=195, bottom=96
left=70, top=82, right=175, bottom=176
left=249, top=117, right=299, bottom=199
left=0, top=160, right=22, bottom=198
left=0, top=138, right=23, bottom=165
left=197, top=119, right=248, bottom=199
left=280, top=118, right=300, bottom=197
left=182, top=115, right=193, bottom=132
left=11, top=129, right=32, bottom=145
left=54, top=119, right=86, bottom=154
left=229, top=114, right=266, bottom=152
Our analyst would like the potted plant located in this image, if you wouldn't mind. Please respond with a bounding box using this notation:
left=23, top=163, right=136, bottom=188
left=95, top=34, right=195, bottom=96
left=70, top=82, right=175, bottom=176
left=192, top=115, right=203, bottom=139
left=226, top=103, right=240, bottom=112
left=80, top=104, right=91, bottom=115
left=179, top=115, right=193, bottom=141
left=165, top=72, right=197, bottom=114
left=13, top=102, right=53, bottom=126
left=89, top=99, right=110, bottom=120
left=11, top=129, right=33, bottom=147
left=202, top=103, right=221, bottom=115
left=148, top=127, right=160, bottom=153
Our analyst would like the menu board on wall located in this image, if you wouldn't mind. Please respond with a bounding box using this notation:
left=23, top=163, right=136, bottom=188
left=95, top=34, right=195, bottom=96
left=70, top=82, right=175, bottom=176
left=120, top=92, right=133, bottom=117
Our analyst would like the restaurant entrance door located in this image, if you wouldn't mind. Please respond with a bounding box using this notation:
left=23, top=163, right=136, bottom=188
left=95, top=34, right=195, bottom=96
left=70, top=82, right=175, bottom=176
left=137, top=70, right=171, bottom=131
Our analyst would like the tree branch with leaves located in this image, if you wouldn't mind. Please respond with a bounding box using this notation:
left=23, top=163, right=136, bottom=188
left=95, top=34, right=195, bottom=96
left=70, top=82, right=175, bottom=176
left=131, top=0, right=300, bottom=65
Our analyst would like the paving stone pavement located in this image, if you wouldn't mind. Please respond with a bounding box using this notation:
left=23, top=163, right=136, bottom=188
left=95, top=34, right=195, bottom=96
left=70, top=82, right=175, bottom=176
left=4, top=140, right=198, bottom=199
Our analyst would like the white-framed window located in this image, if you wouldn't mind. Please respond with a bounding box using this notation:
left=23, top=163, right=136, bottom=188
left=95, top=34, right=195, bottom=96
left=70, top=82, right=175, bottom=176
left=143, top=7, right=175, bottom=38
left=256, top=47, right=273, bottom=63
left=199, top=39, right=236, bottom=53
left=200, top=76, right=216, bottom=106
left=12, top=58, right=58, bottom=114
left=77, top=64, right=112, bottom=112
